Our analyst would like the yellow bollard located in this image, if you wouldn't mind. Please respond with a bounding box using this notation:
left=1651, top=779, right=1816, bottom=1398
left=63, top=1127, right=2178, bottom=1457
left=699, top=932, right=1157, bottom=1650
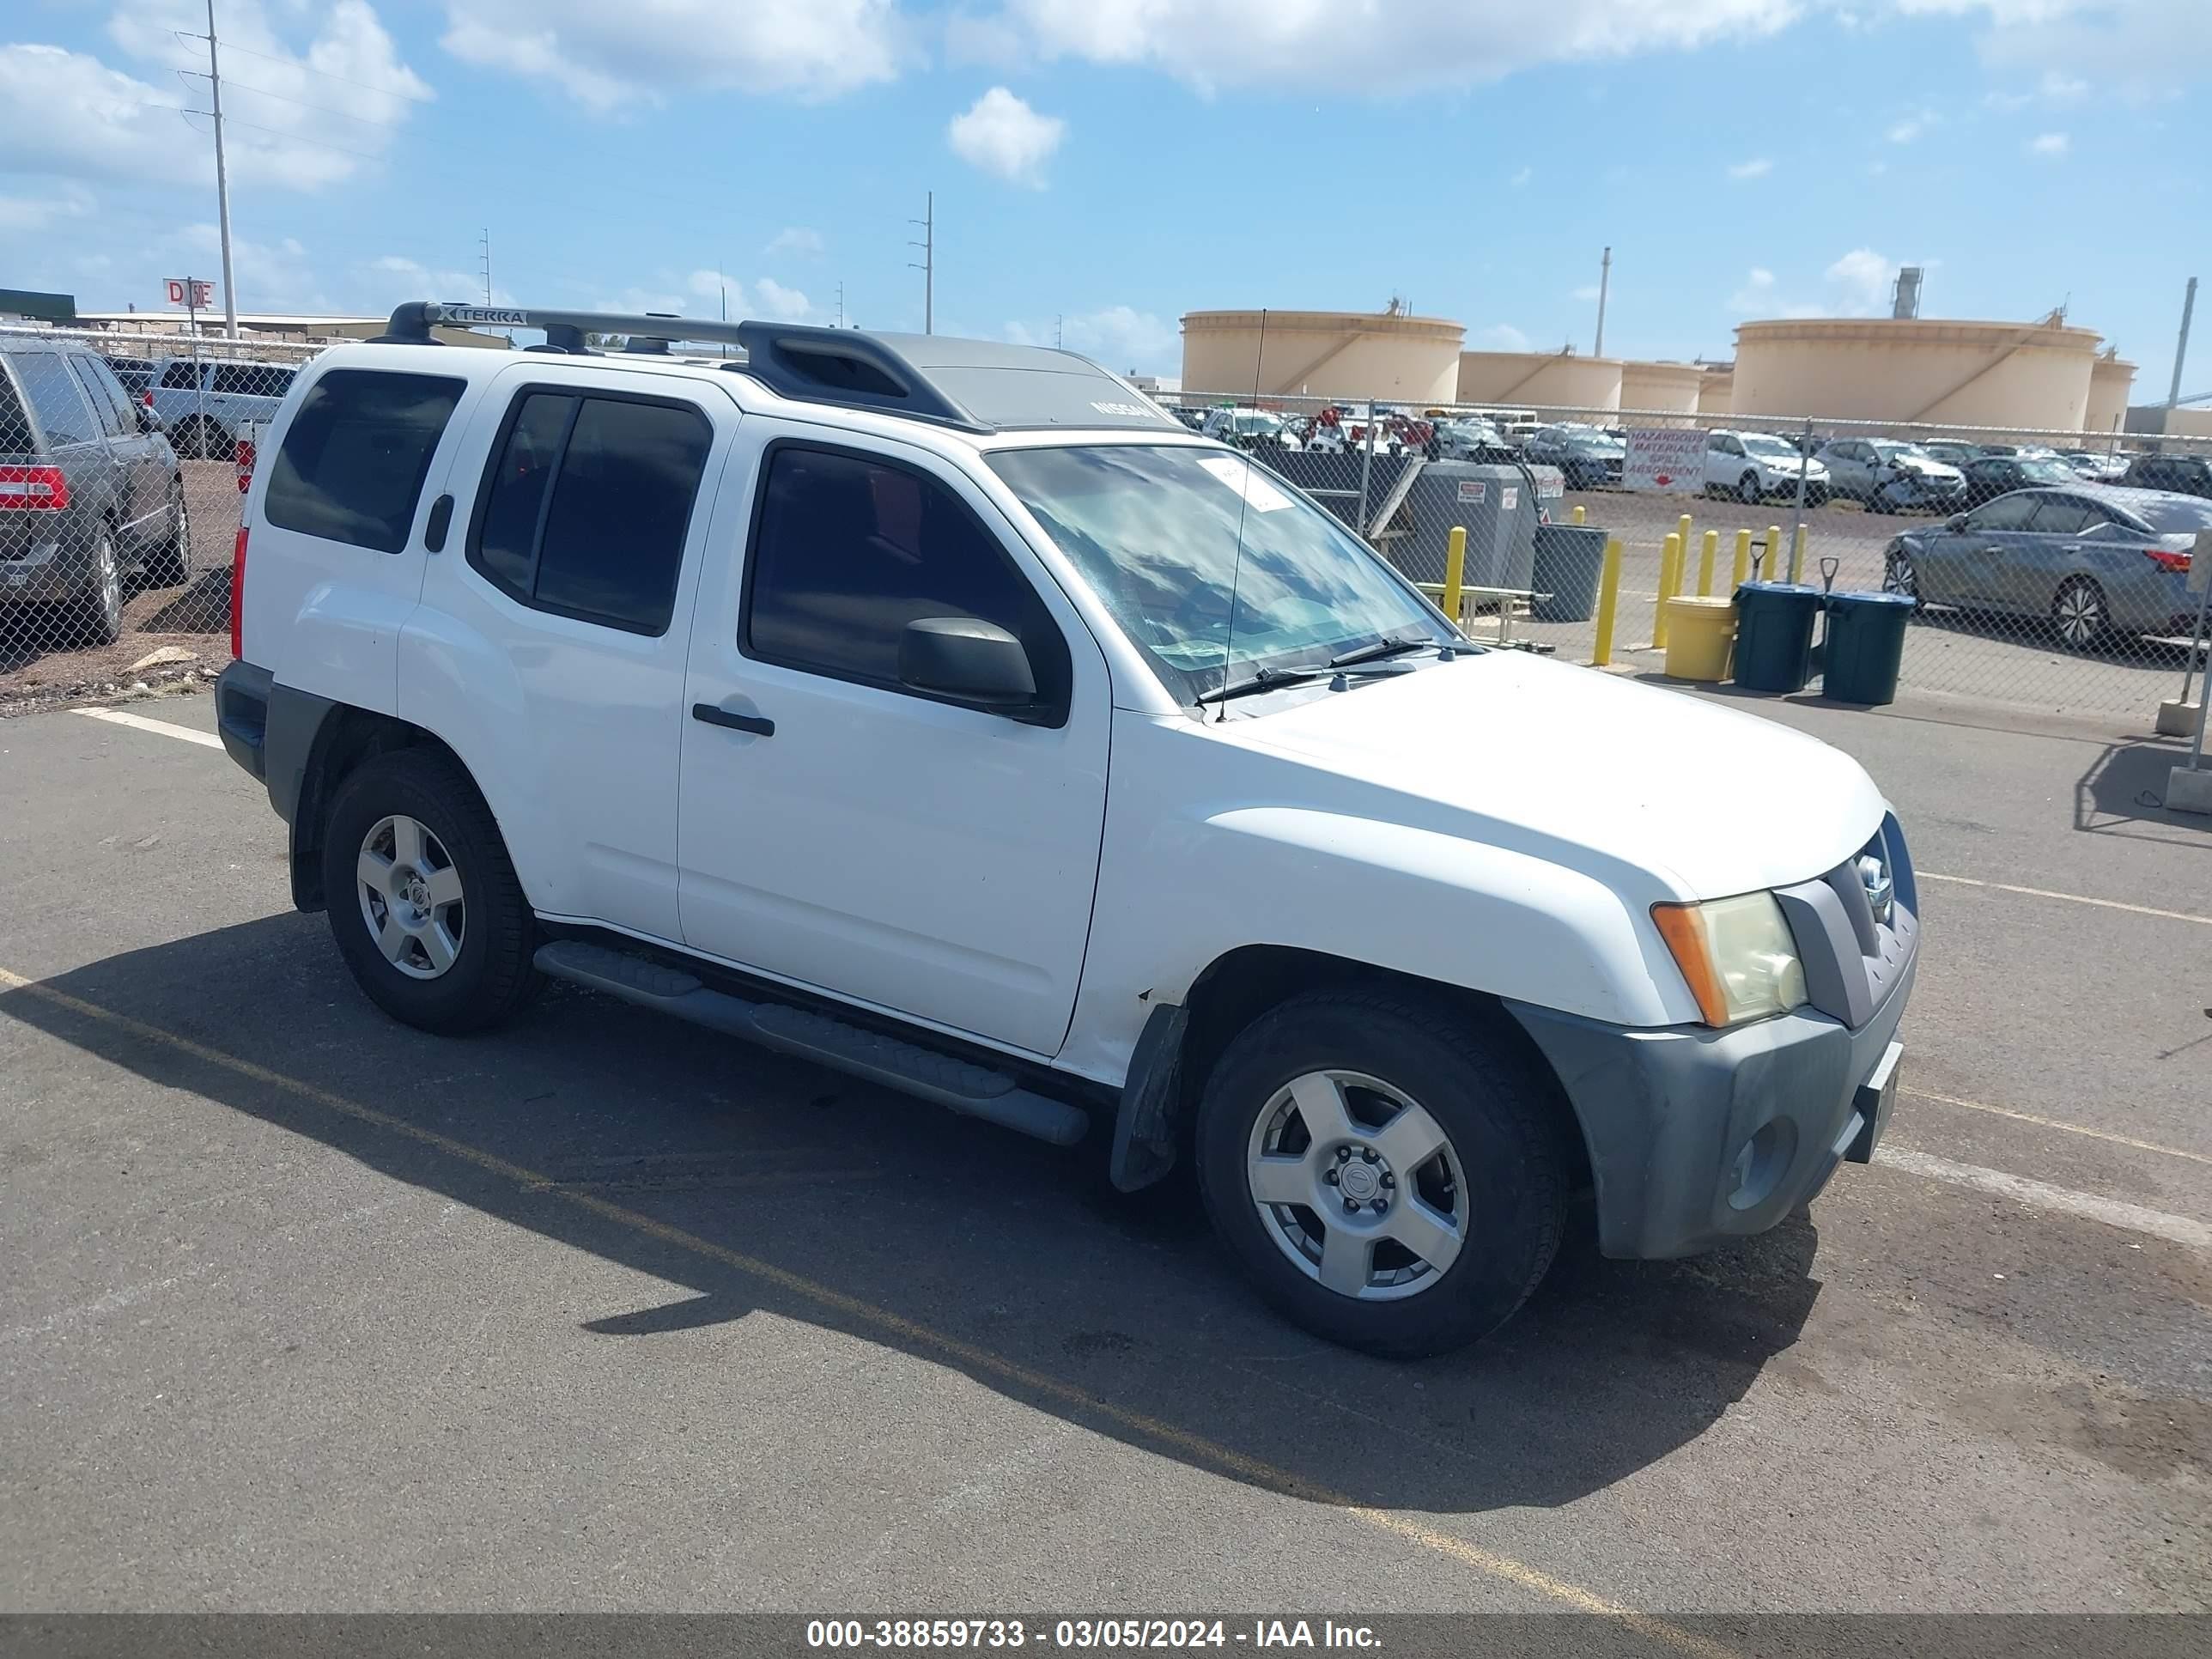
left=1765, top=525, right=1782, bottom=581
left=1653, top=532, right=1682, bottom=649
left=1676, top=513, right=1694, bottom=562
left=1732, top=528, right=1753, bottom=592
left=1571, top=503, right=1586, bottom=526
left=1790, top=524, right=1808, bottom=584
left=1441, top=524, right=1467, bottom=634
left=1591, top=537, right=1624, bottom=666
left=1698, top=529, right=1719, bottom=596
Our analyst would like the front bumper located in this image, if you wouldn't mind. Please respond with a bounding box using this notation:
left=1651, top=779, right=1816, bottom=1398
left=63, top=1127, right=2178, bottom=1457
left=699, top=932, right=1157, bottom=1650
left=1506, top=939, right=1914, bottom=1261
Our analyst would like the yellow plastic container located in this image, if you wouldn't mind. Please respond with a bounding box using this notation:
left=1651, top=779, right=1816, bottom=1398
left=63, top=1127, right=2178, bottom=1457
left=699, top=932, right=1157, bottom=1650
left=1662, top=596, right=1736, bottom=682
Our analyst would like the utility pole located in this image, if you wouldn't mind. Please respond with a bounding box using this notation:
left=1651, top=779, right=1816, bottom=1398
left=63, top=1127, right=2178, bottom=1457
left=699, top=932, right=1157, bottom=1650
left=836, top=283, right=845, bottom=328
left=205, top=0, right=239, bottom=338
left=1054, top=314, right=1063, bottom=349
left=478, top=228, right=493, bottom=306
left=1593, top=246, right=1611, bottom=358
left=909, top=192, right=933, bottom=335
left=2168, top=276, right=2197, bottom=411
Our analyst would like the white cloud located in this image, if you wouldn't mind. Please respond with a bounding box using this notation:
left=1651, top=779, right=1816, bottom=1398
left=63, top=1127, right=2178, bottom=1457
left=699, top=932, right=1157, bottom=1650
left=1906, top=0, right=2212, bottom=102
left=370, top=254, right=514, bottom=307
left=1825, top=247, right=1894, bottom=313
left=1728, top=156, right=1772, bottom=179
left=172, top=222, right=332, bottom=312
left=0, top=185, right=94, bottom=233
left=966, top=0, right=1802, bottom=94
left=766, top=227, right=826, bottom=258
left=440, top=0, right=902, bottom=109
left=1057, top=306, right=1176, bottom=372
left=1887, top=110, right=1937, bottom=143
left=1473, top=324, right=1531, bottom=352
left=2027, top=129, right=2069, bottom=155
left=1572, top=283, right=1602, bottom=302
left=1509, top=166, right=1532, bottom=187
left=0, top=3, right=428, bottom=196
left=752, top=277, right=812, bottom=321
left=947, top=86, right=1066, bottom=185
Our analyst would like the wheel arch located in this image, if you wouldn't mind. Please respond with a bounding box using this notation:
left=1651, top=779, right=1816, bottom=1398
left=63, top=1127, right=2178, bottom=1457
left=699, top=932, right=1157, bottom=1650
left=1123, top=943, right=1593, bottom=1196
left=286, top=703, right=475, bottom=913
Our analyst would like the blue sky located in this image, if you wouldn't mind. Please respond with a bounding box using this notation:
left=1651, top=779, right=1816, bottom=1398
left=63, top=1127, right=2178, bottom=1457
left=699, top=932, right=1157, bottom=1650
left=2, top=1, right=2205, bottom=390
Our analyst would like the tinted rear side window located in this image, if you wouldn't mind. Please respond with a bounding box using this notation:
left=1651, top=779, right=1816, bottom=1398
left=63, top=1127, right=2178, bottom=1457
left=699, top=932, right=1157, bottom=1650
left=14, top=352, right=97, bottom=446
left=466, top=390, right=711, bottom=635
left=211, top=363, right=294, bottom=397
left=0, top=364, right=30, bottom=452
left=159, top=362, right=201, bottom=390
left=265, top=369, right=464, bottom=554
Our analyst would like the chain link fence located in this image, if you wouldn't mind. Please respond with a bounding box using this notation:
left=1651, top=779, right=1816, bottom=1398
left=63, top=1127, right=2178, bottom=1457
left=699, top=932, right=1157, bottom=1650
left=1178, top=391, right=2212, bottom=721
left=2, top=326, right=320, bottom=703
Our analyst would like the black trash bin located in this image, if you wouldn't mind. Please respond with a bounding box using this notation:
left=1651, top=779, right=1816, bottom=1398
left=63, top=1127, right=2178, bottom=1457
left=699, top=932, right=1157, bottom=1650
left=1821, top=590, right=1917, bottom=705
left=1730, top=581, right=1823, bottom=693
left=1529, top=524, right=1609, bottom=623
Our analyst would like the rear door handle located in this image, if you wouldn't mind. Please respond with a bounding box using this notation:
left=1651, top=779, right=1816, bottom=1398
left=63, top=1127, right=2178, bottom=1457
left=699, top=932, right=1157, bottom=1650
left=691, top=702, right=774, bottom=737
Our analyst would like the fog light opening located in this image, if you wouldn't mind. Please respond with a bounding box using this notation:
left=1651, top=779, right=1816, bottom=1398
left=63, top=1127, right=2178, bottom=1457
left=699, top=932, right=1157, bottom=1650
left=1727, top=1118, right=1798, bottom=1212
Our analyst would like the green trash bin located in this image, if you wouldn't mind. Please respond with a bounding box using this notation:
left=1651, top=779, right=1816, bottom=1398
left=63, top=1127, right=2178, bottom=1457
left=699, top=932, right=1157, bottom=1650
left=1529, top=524, right=1609, bottom=623
left=1820, top=590, right=1917, bottom=706
left=1730, top=581, right=1823, bottom=693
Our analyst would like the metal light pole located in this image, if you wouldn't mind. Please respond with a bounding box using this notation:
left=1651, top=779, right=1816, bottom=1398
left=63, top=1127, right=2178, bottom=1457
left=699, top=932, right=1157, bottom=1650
left=1594, top=246, right=1611, bottom=358
left=908, top=192, right=934, bottom=334
left=205, top=0, right=239, bottom=339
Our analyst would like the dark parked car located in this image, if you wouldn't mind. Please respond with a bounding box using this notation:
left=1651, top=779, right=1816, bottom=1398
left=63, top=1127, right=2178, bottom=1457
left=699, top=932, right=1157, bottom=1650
left=2121, top=452, right=2212, bottom=500
left=1522, top=424, right=1625, bottom=489
left=1881, top=485, right=2210, bottom=651
left=1918, top=441, right=1983, bottom=469
left=1958, top=453, right=2079, bottom=508
left=1, top=336, right=186, bottom=645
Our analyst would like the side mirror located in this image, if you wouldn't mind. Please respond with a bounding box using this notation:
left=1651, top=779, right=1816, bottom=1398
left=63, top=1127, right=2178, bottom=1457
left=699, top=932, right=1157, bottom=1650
left=1945, top=514, right=1968, bottom=532
left=899, top=617, right=1036, bottom=710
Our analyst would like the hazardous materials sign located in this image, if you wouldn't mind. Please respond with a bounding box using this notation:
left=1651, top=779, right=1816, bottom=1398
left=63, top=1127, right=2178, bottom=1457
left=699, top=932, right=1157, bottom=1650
left=1626, top=428, right=1706, bottom=494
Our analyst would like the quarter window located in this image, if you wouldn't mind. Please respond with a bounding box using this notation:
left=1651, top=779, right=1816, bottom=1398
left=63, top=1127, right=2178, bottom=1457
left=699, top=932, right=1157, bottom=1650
left=2027, top=498, right=2095, bottom=535
left=68, top=356, right=132, bottom=439
left=265, top=368, right=465, bottom=554
left=1966, top=494, right=2041, bottom=532
left=742, top=443, right=1068, bottom=719
left=466, top=389, right=712, bottom=635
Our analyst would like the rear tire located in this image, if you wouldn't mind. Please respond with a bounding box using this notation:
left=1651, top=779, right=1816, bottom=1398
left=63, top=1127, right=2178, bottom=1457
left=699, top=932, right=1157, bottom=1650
left=1194, top=988, right=1567, bottom=1358
left=72, top=530, right=124, bottom=646
left=2051, top=576, right=2108, bottom=653
left=1738, top=471, right=1762, bottom=504
left=320, top=748, right=542, bottom=1035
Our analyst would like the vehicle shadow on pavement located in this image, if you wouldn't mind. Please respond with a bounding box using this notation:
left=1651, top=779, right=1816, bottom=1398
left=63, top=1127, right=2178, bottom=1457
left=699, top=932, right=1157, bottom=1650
left=3, top=915, right=1824, bottom=1518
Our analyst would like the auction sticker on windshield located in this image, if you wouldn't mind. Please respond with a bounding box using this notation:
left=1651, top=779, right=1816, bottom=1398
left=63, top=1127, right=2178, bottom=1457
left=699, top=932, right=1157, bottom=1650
left=1626, top=428, right=1707, bottom=493
left=1199, top=455, right=1293, bottom=512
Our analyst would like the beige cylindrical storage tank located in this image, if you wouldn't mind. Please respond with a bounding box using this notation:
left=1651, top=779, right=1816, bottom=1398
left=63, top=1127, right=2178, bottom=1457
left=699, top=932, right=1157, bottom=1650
left=1697, top=368, right=1733, bottom=418
left=1180, top=309, right=1464, bottom=404
left=1455, top=350, right=1623, bottom=410
left=1619, top=361, right=1705, bottom=420
left=2084, top=354, right=2136, bottom=439
left=1732, top=317, right=2101, bottom=428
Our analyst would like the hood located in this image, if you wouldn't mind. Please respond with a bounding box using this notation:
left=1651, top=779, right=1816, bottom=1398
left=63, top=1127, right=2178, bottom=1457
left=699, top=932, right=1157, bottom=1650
left=1754, top=452, right=1826, bottom=476
left=1894, top=456, right=1965, bottom=483
left=1222, top=652, right=1887, bottom=899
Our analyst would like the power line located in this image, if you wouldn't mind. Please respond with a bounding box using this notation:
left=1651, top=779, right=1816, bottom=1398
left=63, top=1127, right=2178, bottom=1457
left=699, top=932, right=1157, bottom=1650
left=179, top=109, right=388, bottom=163
left=177, top=70, right=412, bottom=130
left=173, top=31, right=433, bottom=102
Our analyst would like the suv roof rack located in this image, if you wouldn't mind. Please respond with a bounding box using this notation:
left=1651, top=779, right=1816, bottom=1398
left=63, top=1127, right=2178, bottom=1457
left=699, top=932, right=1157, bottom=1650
left=375, top=301, right=1180, bottom=438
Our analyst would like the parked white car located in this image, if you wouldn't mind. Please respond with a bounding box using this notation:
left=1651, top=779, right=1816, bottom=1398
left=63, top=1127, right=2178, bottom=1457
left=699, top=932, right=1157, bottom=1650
left=216, top=301, right=1916, bottom=1357
left=1705, top=430, right=1831, bottom=505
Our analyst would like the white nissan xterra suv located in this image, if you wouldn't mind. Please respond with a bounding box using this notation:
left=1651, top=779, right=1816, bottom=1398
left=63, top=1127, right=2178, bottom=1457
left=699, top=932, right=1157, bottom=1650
left=215, top=302, right=1915, bottom=1357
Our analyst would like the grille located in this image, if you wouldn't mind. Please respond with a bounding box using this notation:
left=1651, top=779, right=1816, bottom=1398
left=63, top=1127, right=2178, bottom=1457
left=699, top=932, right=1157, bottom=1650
left=1774, top=813, right=1917, bottom=1030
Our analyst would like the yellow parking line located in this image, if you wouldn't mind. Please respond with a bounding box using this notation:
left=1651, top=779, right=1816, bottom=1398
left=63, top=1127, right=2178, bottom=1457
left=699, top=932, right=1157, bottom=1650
left=0, top=963, right=1729, bottom=1656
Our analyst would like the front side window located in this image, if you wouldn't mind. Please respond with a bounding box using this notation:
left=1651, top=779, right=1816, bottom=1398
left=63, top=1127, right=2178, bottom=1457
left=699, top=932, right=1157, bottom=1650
left=988, top=442, right=1451, bottom=705
left=743, top=444, right=1070, bottom=718
left=466, top=390, right=712, bottom=635
left=265, top=368, right=464, bottom=554
left=13, top=352, right=96, bottom=446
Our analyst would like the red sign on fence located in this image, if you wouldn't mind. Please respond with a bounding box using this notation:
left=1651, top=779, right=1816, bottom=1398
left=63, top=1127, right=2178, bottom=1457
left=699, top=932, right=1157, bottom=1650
left=163, top=278, right=215, bottom=309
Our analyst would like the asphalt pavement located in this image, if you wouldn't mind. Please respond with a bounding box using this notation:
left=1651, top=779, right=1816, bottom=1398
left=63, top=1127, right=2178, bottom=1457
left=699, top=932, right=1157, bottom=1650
left=2, top=684, right=2208, bottom=1627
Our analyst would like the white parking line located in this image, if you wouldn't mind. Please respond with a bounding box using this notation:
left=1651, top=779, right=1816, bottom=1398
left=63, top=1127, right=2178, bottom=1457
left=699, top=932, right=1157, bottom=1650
left=1903, top=1085, right=2212, bottom=1169
left=1875, top=1146, right=2212, bottom=1253
left=1919, top=870, right=2212, bottom=928
left=70, top=707, right=222, bottom=750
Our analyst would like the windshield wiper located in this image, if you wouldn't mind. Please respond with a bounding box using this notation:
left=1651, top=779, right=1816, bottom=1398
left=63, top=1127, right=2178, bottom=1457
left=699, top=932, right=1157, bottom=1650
left=1328, top=632, right=1443, bottom=669
left=1194, top=665, right=1327, bottom=707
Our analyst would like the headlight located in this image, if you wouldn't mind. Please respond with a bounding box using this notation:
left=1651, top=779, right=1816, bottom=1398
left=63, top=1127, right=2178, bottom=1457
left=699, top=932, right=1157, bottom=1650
left=1652, top=893, right=1808, bottom=1026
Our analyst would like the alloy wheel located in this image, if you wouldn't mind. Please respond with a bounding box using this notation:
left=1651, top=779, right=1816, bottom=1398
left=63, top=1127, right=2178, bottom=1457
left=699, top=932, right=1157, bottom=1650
left=2053, top=580, right=2105, bottom=651
left=1245, top=1069, right=1468, bottom=1302
left=356, top=814, right=466, bottom=980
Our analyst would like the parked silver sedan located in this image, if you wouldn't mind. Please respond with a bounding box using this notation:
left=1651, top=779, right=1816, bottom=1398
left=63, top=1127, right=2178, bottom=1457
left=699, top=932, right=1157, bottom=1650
left=1881, top=485, right=2212, bottom=650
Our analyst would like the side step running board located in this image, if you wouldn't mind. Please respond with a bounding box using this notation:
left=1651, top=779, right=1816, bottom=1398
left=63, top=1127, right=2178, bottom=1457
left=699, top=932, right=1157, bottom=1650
left=532, top=940, right=1090, bottom=1148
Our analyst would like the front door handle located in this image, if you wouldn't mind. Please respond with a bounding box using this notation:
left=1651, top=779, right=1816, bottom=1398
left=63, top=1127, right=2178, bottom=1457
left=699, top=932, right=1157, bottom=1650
left=692, top=702, right=774, bottom=737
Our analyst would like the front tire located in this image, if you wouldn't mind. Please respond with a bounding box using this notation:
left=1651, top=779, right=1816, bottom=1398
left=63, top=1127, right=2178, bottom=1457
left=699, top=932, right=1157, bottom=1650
left=1195, top=988, right=1567, bottom=1358
left=72, top=529, right=124, bottom=646
left=321, top=748, right=541, bottom=1034
left=1882, top=545, right=1922, bottom=608
left=1738, top=471, right=1762, bottom=504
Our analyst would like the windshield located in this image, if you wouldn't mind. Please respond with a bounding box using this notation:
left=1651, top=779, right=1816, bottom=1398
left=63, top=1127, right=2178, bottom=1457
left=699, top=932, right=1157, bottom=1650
left=1741, top=434, right=1799, bottom=459
left=1871, top=441, right=1933, bottom=462
left=1568, top=434, right=1624, bottom=453
left=2133, top=495, right=2212, bottom=533
left=2018, top=459, right=2077, bottom=484
left=988, top=443, right=1451, bottom=703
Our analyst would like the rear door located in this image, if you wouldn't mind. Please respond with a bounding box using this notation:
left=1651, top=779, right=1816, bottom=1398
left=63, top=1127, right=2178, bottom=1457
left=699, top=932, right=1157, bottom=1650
left=1988, top=495, right=2096, bottom=614
left=399, top=362, right=730, bottom=940
left=69, top=354, right=166, bottom=545
left=246, top=361, right=477, bottom=713
left=7, top=349, right=106, bottom=559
